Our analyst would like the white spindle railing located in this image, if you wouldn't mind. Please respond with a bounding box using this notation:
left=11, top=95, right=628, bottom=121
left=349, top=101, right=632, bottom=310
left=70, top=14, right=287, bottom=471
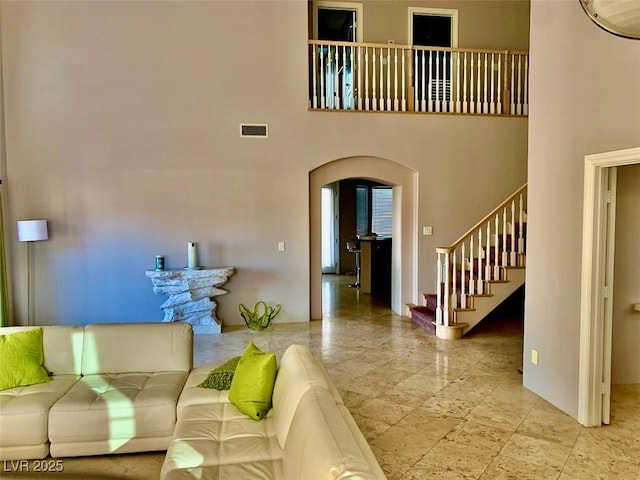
left=309, top=40, right=529, bottom=116
left=435, top=184, right=527, bottom=327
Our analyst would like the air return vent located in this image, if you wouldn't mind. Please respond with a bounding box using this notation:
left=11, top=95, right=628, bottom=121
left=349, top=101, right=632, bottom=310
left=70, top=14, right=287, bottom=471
left=240, top=124, right=268, bottom=138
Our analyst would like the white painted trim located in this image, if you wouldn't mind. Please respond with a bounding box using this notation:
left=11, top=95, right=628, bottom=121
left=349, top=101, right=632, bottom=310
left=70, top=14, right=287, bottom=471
left=314, top=1, right=364, bottom=43
left=579, top=146, right=640, bottom=427
left=407, top=7, right=459, bottom=47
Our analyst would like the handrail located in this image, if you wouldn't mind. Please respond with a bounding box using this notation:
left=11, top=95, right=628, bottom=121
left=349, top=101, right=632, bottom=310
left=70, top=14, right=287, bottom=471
left=439, top=183, right=528, bottom=251
left=308, top=39, right=528, bottom=56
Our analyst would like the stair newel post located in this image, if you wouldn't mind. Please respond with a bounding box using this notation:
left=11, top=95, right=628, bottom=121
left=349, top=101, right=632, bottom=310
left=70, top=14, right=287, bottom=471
left=436, top=248, right=453, bottom=326
left=477, top=228, right=484, bottom=294
left=357, top=46, right=362, bottom=110
left=452, top=249, right=457, bottom=310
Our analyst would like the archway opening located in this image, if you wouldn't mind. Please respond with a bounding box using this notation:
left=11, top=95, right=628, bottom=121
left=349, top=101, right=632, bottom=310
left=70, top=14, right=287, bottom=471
left=309, top=156, right=418, bottom=320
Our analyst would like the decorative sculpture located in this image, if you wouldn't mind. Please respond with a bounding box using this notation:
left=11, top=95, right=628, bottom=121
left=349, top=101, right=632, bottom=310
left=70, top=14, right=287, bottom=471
left=239, top=301, right=281, bottom=331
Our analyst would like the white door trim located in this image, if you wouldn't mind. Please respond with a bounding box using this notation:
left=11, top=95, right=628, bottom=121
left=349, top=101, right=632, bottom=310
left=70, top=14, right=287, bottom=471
left=314, top=1, right=364, bottom=42
left=579, top=146, right=640, bottom=426
left=408, top=7, right=459, bottom=47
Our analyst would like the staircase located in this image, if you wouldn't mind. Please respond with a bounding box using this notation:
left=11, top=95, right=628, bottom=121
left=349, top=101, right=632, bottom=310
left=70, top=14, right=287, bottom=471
left=409, top=184, right=527, bottom=339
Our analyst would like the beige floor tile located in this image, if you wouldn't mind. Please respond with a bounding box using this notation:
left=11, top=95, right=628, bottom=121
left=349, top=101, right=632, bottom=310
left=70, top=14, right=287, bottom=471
left=419, top=438, right=497, bottom=478
left=480, top=455, right=562, bottom=480
left=444, top=419, right=513, bottom=455
left=371, top=424, right=442, bottom=462
left=358, top=397, right=415, bottom=424
left=352, top=413, right=393, bottom=442
left=421, top=394, right=480, bottom=418
left=371, top=448, right=417, bottom=480
left=399, top=463, right=469, bottom=480
left=499, top=433, right=572, bottom=471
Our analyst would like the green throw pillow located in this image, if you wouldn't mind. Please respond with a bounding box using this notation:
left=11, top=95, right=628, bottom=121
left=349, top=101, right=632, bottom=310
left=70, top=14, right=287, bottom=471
left=228, top=342, right=277, bottom=421
left=0, top=328, right=51, bottom=391
left=198, top=356, right=241, bottom=390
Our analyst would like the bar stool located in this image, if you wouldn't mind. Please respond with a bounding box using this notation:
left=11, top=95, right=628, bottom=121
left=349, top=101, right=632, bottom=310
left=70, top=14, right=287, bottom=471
left=346, top=240, right=361, bottom=288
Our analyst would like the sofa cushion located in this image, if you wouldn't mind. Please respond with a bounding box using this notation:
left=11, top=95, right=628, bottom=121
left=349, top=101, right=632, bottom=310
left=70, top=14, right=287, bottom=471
left=0, top=328, right=51, bottom=391
left=0, top=375, right=78, bottom=454
left=48, top=371, right=188, bottom=448
left=161, top=402, right=284, bottom=480
left=177, top=364, right=230, bottom=415
left=283, top=387, right=385, bottom=480
left=198, top=356, right=240, bottom=390
left=81, top=322, right=193, bottom=375
left=272, top=344, right=337, bottom=447
left=0, top=326, right=84, bottom=376
left=229, top=343, right=277, bottom=421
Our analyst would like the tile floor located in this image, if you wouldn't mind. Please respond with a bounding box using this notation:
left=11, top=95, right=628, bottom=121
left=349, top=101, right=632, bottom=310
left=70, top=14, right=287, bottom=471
left=6, top=275, right=639, bottom=479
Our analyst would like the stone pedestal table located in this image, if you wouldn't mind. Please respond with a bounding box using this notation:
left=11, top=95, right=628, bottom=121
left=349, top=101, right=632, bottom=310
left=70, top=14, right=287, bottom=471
left=146, top=267, right=235, bottom=334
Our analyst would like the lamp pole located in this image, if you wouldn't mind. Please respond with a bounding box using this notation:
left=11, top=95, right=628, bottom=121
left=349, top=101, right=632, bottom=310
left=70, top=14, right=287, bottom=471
left=17, top=220, right=48, bottom=326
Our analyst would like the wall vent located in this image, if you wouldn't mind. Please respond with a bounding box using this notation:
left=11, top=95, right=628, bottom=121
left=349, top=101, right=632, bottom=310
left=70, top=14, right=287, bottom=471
left=240, top=124, right=268, bottom=138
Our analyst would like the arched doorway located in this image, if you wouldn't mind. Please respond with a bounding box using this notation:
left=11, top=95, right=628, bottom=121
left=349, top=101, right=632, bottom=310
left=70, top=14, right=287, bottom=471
left=310, top=156, right=418, bottom=319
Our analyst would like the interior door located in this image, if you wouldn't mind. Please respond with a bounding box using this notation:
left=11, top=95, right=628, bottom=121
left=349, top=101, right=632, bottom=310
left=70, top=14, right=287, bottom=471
left=601, top=168, right=617, bottom=424
left=409, top=8, right=457, bottom=111
left=314, top=2, right=361, bottom=110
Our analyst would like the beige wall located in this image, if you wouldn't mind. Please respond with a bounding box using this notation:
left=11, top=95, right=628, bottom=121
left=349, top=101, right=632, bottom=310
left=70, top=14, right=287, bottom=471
left=2, top=1, right=527, bottom=327
left=313, top=0, right=530, bottom=49
left=612, top=164, right=640, bottom=384
left=525, top=0, right=640, bottom=418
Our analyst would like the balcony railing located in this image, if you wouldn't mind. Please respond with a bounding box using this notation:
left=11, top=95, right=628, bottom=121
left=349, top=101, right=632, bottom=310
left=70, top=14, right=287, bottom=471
left=309, top=40, right=529, bottom=116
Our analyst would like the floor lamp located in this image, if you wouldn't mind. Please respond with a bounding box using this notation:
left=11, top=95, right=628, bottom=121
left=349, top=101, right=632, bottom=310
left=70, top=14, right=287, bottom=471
left=17, top=220, right=48, bottom=326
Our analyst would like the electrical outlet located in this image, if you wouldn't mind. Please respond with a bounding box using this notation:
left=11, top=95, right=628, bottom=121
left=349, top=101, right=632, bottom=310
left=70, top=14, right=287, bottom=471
left=423, top=226, right=433, bottom=236
left=531, top=349, right=539, bottom=366
left=278, top=242, right=285, bottom=252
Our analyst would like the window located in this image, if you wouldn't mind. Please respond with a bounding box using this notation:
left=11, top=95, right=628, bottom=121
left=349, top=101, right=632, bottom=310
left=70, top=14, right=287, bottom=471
left=355, top=183, right=392, bottom=236
left=372, top=187, right=393, bottom=236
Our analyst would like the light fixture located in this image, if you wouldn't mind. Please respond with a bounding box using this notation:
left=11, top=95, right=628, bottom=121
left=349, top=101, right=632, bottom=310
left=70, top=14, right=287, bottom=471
left=17, top=220, right=49, bottom=326
left=580, top=0, right=640, bottom=39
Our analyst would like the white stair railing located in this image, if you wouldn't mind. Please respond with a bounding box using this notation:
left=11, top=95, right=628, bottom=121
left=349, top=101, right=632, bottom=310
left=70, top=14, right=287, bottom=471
left=309, top=40, right=529, bottom=116
left=436, top=184, right=527, bottom=327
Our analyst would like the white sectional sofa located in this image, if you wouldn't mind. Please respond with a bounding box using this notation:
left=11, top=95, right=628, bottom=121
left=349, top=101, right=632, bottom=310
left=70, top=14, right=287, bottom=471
left=0, top=322, right=193, bottom=460
left=161, top=344, right=386, bottom=480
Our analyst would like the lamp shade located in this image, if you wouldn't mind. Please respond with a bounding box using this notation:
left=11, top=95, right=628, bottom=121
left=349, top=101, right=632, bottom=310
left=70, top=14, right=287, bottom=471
left=17, top=220, right=48, bottom=242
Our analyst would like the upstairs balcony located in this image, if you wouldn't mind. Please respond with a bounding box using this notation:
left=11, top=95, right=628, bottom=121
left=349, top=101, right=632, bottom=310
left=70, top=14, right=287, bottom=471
left=308, top=40, right=529, bottom=117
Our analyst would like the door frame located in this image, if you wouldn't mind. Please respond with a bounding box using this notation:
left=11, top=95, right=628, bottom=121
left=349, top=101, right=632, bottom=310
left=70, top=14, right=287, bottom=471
left=313, top=1, right=364, bottom=42
left=578, top=146, right=640, bottom=426
left=309, top=156, right=418, bottom=319
left=407, top=7, right=459, bottom=47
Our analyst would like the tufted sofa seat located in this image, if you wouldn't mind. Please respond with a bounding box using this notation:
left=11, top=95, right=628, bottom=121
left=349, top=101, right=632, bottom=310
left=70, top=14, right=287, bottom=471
left=0, top=322, right=193, bottom=460
left=160, top=344, right=386, bottom=480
